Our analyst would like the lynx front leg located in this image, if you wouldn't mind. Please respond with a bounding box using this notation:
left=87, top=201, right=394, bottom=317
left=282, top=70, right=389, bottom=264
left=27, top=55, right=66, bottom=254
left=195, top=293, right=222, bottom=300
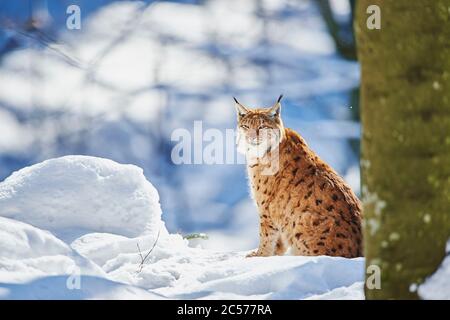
left=246, top=221, right=279, bottom=257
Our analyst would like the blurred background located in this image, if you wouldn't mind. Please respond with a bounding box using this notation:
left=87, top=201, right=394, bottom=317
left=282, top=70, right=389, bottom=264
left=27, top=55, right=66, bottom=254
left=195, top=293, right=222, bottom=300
left=0, top=0, right=360, bottom=251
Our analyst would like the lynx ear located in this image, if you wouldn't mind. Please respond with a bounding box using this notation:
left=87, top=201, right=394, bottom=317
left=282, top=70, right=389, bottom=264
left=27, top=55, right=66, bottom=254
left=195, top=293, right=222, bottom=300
left=268, top=94, right=283, bottom=118
left=233, top=97, right=249, bottom=117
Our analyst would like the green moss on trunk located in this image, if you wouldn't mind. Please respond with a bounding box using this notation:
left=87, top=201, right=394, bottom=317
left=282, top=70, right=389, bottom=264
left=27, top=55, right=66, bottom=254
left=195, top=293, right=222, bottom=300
left=355, top=0, right=450, bottom=299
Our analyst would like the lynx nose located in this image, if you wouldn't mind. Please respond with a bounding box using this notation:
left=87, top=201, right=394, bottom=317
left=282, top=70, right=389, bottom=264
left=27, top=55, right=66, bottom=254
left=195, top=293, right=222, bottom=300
left=247, top=129, right=258, bottom=140
left=246, top=131, right=260, bottom=145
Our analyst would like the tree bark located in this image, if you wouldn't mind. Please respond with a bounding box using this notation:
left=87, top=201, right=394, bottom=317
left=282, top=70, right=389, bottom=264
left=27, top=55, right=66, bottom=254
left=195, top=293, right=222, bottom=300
left=355, top=0, right=450, bottom=299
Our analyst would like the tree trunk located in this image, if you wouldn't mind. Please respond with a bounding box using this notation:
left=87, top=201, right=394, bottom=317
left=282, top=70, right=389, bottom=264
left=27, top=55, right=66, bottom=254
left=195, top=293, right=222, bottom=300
left=355, top=0, right=450, bottom=299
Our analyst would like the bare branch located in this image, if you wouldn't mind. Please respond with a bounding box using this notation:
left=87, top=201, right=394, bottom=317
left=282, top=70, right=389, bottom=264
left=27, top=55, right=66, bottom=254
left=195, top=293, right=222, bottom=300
left=0, top=20, right=86, bottom=69
left=136, top=229, right=161, bottom=273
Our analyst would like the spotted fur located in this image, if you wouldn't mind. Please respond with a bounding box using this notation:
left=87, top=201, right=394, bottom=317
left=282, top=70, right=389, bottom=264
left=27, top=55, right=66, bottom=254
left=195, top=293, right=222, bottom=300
left=235, top=97, right=363, bottom=258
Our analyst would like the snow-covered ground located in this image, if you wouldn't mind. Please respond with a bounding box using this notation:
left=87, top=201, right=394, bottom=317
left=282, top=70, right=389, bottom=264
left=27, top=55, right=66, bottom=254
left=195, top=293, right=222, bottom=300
left=418, top=240, right=450, bottom=300
left=0, top=156, right=365, bottom=300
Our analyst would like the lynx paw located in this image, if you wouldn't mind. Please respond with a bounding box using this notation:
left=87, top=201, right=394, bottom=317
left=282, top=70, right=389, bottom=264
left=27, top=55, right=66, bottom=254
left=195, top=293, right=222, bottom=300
left=246, top=250, right=261, bottom=258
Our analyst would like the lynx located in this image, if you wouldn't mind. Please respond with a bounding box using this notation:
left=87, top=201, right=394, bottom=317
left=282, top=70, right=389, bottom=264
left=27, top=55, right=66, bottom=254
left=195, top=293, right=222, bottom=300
left=234, top=95, right=363, bottom=258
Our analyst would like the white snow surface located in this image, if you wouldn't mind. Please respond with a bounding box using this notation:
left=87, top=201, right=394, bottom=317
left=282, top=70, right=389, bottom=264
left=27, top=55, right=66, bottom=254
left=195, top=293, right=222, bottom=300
left=418, top=240, right=450, bottom=299
left=0, top=156, right=364, bottom=299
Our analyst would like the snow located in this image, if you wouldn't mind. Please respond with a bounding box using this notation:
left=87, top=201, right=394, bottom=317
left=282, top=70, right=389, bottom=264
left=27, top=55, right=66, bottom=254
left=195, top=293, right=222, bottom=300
left=0, top=217, right=70, bottom=260
left=0, top=216, right=105, bottom=284
left=0, top=155, right=166, bottom=240
left=418, top=239, right=450, bottom=299
left=0, top=156, right=364, bottom=300
left=1, top=276, right=163, bottom=300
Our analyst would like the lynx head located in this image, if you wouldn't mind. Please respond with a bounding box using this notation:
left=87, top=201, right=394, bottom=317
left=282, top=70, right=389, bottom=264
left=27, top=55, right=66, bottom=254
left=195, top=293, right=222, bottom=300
left=234, top=95, right=285, bottom=159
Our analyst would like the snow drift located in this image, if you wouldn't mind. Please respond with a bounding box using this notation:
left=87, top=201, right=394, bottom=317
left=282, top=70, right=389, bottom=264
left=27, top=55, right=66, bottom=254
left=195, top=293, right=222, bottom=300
left=0, top=156, right=365, bottom=299
left=0, top=216, right=105, bottom=284
left=0, top=155, right=166, bottom=239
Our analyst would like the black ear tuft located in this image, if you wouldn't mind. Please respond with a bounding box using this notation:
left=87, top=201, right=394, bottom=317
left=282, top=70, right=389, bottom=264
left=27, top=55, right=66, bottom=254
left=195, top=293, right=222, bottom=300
left=234, top=97, right=249, bottom=116
left=277, top=94, right=284, bottom=104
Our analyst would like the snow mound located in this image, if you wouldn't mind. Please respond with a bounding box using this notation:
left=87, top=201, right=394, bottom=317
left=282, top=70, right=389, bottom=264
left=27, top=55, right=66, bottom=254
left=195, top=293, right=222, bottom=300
left=0, top=217, right=70, bottom=260
left=0, top=217, right=105, bottom=284
left=0, top=156, right=166, bottom=238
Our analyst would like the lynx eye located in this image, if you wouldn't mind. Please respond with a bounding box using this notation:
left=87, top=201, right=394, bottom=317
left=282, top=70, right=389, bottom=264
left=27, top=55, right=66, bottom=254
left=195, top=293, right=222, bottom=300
left=240, top=125, right=249, bottom=130
left=259, top=125, right=270, bottom=130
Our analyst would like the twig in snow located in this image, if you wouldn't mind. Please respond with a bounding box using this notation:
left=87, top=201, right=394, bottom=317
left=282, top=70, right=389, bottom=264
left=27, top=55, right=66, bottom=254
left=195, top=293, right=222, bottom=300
left=136, top=229, right=161, bottom=273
